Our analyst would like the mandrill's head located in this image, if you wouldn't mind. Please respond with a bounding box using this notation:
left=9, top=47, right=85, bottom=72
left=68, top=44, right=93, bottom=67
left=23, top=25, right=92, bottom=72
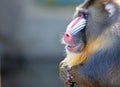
left=62, top=0, right=120, bottom=53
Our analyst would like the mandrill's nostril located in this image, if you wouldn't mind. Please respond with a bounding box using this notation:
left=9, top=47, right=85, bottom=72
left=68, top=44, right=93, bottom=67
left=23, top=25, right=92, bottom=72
left=64, top=32, right=73, bottom=44
left=66, top=33, right=70, bottom=38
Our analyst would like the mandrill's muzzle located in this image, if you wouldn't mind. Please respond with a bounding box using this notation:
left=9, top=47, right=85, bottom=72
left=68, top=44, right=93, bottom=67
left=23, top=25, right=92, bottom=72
left=64, top=14, right=87, bottom=44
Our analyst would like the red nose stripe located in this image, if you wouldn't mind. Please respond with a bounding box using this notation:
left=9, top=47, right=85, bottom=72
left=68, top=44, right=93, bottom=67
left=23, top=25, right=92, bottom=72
left=69, top=15, right=83, bottom=32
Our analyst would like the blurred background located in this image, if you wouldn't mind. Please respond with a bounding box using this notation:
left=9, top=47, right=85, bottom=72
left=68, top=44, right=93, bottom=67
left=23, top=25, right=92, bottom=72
left=1, top=0, right=84, bottom=87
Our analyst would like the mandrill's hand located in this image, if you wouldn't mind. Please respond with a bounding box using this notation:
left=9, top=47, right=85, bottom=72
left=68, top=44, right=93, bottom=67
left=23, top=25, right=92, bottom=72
left=59, top=61, right=75, bottom=87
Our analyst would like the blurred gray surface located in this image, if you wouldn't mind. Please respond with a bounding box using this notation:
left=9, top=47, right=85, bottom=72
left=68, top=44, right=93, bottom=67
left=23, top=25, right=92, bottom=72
left=3, top=59, right=64, bottom=87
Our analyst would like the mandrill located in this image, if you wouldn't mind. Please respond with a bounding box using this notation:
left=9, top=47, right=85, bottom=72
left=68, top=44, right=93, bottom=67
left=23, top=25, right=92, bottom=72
left=59, top=0, right=120, bottom=87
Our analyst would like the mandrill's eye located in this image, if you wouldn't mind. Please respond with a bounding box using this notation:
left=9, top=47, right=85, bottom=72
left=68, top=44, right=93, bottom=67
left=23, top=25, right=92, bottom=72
left=78, top=9, right=88, bottom=18
left=79, top=13, right=85, bottom=19
left=79, top=13, right=84, bottom=17
left=79, top=12, right=88, bottom=20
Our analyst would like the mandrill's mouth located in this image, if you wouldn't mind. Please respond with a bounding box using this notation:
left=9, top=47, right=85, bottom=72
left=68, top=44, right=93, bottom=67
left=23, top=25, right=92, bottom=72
left=66, top=42, right=84, bottom=53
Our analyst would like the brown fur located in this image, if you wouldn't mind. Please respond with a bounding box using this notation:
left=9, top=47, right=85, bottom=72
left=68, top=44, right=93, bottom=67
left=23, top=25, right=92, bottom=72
left=61, top=31, right=108, bottom=67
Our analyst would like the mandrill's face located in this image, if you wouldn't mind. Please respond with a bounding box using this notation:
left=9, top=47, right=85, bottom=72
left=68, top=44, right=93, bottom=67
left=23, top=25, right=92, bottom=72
left=62, top=0, right=118, bottom=53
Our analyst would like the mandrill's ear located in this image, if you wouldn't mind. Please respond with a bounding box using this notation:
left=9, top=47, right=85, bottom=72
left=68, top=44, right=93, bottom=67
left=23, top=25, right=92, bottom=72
left=105, top=4, right=116, bottom=17
left=103, top=1, right=116, bottom=17
left=96, top=0, right=116, bottom=17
